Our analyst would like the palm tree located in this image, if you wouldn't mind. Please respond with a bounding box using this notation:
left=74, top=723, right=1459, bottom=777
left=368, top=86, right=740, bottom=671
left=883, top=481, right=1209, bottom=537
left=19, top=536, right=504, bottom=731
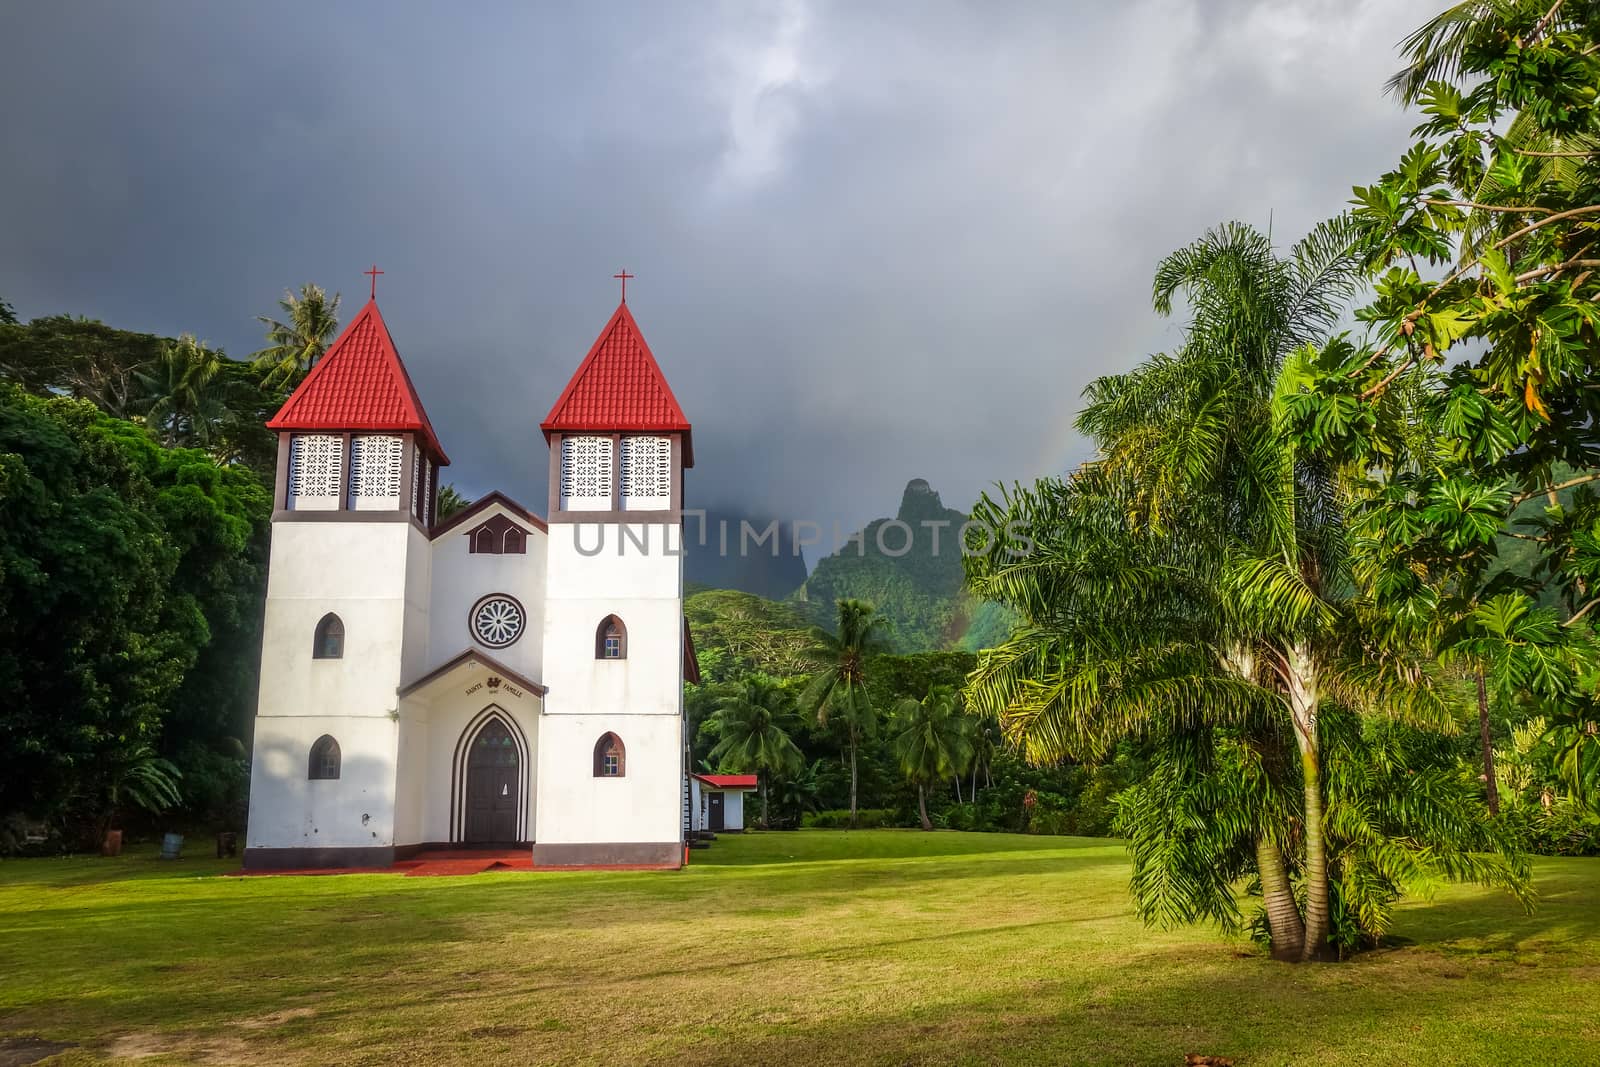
left=436, top=484, right=471, bottom=520
left=892, top=686, right=974, bottom=830
left=252, top=284, right=341, bottom=389
left=137, top=334, right=228, bottom=449
left=1074, top=219, right=1369, bottom=958
left=798, top=598, right=889, bottom=828
left=1444, top=594, right=1600, bottom=811
left=709, top=676, right=804, bottom=828
left=966, top=219, right=1529, bottom=960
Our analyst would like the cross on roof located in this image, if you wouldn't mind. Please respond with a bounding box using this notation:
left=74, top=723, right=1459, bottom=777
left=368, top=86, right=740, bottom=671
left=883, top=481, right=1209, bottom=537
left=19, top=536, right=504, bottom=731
left=613, top=269, right=634, bottom=303
left=364, top=264, right=384, bottom=300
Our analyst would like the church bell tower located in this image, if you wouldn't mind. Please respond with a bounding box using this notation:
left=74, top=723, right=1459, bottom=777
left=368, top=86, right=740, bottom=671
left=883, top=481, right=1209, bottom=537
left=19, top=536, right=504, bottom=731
left=244, top=292, right=448, bottom=867
left=532, top=283, right=693, bottom=866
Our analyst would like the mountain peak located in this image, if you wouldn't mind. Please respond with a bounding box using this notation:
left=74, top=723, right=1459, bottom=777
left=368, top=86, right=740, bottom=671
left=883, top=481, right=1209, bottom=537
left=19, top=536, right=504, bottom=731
left=897, top=478, right=950, bottom=524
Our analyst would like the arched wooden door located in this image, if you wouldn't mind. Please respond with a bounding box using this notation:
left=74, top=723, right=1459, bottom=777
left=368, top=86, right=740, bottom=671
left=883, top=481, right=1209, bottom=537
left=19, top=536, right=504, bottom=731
left=464, top=719, right=521, bottom=844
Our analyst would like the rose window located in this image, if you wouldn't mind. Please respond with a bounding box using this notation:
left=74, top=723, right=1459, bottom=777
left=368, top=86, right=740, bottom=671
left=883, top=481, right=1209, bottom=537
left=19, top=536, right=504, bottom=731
left=470, top=595, right=525, bottom=648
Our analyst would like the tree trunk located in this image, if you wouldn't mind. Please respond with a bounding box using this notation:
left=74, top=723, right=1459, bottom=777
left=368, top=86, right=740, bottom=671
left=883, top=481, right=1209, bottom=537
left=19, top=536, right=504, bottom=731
left=848, top=736, right=859, bottom=829
left=1477, top=668, right=1500, bottom=816
left=761, top=780, right=770, bottom=829
left=955, top=774, right=963, bottom=804
left=918, top=784, right=932, bottom=831
left=1287, top=641, right=1328, bottom=962
left=1255, top=837, right=1305, bottom=961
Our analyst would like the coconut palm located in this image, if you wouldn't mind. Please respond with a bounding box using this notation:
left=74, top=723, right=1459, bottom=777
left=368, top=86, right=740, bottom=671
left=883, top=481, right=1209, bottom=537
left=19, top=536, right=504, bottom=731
left=709, top=676, right=804, bottom=828
left=798, top=598, right=889, bottom=828
left=252, top=284, right=341, bottom=389
left=137, top=334, right=228, bottom=449
left=891, top=686, right=974, bottom=830
left=436, top=484, right=471, bottom=520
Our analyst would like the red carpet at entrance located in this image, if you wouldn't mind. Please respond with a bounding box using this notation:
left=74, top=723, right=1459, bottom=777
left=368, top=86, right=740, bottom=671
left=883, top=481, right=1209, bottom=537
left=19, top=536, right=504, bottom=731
left=227, top=848, right=681, bottom=877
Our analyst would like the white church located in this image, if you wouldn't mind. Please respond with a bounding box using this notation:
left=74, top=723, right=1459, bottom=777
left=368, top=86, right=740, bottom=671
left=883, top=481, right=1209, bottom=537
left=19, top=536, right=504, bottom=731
left=243, top=285, right=699, bottom=869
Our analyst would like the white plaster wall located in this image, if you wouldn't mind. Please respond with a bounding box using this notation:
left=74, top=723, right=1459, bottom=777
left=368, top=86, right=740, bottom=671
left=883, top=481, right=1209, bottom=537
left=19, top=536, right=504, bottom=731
left=543, top=522, right=682, bottom=718
left=538, top=520, right=684, bottom=846
left=249, top=520, right=421, bottom=850
left=257, top=522, right=416, bottom=721
left=402, top=523, right=433, bottom=680
left=428, top=507, right=547, bottom=680
left=534, top=714, right=682, bottom=844
left=392, top=712, right=428, bottom=845
left=725, top=790, right=745, bottom=830
left=246, top=715, right=397, bottom=848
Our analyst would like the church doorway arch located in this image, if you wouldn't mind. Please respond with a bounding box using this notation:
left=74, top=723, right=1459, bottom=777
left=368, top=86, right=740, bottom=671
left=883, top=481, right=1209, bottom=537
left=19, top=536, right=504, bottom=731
left=451, top=707, right=530, bottom=844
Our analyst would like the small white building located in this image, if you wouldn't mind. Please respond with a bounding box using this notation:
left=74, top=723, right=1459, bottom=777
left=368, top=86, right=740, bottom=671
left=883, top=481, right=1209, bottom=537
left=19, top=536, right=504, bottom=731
left=243, top=289, right=697, bottom=869
left=689, top=774, right=758, bottom=832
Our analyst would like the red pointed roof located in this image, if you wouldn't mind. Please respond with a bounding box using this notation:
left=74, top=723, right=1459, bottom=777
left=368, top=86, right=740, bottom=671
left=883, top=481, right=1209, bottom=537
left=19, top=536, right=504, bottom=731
left=693, top=773, right=758, bottom=790
left=266, top=300, right=448, bottom=462
left=541, top=301, right=693, bottom=465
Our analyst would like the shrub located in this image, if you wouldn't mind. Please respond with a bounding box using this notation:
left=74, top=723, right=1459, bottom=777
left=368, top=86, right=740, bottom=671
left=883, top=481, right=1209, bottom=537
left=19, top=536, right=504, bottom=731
left=804, top=808, right=897, bottom=829
left=1509, top=801, right=1600, bottom=857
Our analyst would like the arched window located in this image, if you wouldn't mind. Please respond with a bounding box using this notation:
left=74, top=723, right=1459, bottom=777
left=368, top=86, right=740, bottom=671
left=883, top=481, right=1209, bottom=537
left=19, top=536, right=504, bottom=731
left=308, top=735, right=341, bottom=780
left=474, top=527, right=499, bottom=554
left=313, top=613, right=344, bottom=659
left=593, top=733, right=625, bottom=777
left=503, top=528, right=523, bottom=554
left=595, top=615, right=627, bottom=660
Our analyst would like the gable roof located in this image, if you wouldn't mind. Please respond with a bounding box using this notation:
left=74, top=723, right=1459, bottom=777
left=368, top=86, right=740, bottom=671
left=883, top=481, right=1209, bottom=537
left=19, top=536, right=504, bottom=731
left=541, top=301, right=693, bottom=465
left=266, top=299, right=448, bottom=462
left=693, top=773, right=758, bottom=790
left=429, top=490, right=547, bottom=539
left=396, top=648, right=546, bottom=699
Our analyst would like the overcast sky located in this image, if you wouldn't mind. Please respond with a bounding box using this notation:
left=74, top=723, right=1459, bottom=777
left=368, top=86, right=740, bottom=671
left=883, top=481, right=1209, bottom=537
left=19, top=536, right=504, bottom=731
left=2, top=0, right=1438, bottom=544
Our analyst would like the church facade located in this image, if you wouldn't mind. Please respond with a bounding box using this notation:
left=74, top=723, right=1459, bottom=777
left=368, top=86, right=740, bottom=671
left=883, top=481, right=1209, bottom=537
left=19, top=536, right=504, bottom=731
left=243, top=292, right=696, bottom=869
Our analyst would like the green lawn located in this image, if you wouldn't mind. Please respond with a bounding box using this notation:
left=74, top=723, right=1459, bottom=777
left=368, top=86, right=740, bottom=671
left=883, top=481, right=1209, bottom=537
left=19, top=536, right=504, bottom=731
left=1, top=831, right=1596, bottom=1066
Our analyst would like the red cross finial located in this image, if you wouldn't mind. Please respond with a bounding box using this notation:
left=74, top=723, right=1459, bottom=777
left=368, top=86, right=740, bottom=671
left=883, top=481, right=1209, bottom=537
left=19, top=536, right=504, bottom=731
left=613, top=269, right=634, bottom=303
left=364, top=264, right=384, bottom=300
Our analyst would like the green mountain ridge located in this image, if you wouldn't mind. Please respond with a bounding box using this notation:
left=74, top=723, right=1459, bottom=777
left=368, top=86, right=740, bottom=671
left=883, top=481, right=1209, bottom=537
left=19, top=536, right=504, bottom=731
left=790, top=478, right=1010, bottom=652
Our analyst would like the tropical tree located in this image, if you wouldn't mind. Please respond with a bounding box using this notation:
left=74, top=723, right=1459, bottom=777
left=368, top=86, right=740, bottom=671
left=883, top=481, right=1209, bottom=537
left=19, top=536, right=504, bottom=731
left=1075, top=217, right=1372, bottom=960
left=967, top=208, right=1533, bottom=959
left=767, top=759, right=826, bottom=829
left=1287, top=1, right=1600, bottom=833
left=137, top=334, right=228, bottom=449
left=891, top=685, right=974, bottom=830
left=1440, top=593, right=1599, bottom=812
left=252, top=284, right=341, bottom=389
left=97, top=744, right=183, bottom=838
left=709, top=675, right=804, bottom=828
left=798, top=598, right=889, bottom=828
left=436, top=484, right=471, bottom=520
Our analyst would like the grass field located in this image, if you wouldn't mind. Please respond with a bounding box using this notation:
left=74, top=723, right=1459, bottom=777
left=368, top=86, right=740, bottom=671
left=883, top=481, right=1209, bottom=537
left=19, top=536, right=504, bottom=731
left=1, top=830, right=1596, bottom=1066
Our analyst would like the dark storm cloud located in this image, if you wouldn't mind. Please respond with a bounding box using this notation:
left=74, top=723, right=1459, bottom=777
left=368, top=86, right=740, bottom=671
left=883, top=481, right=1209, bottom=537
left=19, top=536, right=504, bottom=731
left=0, top=0, right=1436, bottom=541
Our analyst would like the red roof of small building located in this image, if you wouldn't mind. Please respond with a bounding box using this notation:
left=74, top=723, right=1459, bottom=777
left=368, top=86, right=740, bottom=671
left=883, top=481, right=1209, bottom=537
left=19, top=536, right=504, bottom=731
left=266, top=299, right=448, bottom=462
left=693, top=773, right=758, bottom=790
left=541, top=301, right=693, bottom=465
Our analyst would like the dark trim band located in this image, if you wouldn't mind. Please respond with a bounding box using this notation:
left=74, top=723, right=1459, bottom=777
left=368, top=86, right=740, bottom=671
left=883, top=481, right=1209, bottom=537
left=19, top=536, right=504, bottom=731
left=242, top=845, right=397, bottom=870
left=531, top=841, right=683, bottom=867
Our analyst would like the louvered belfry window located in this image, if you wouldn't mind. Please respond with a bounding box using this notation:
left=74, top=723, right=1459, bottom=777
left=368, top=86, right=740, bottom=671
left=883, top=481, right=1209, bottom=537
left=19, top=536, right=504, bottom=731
left=287, top=434, right=345, bottom=510
left=348, top=434, right=404, bottom=510
left=620, top=436, right=672, bottom=511
left=560, top=435, right=614, bottom=511
left=410, top=442, right=422, bottom=518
